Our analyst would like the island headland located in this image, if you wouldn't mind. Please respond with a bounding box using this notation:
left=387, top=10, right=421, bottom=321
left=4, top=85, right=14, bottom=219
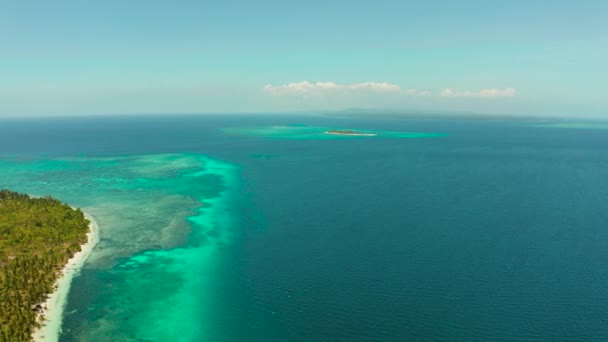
left=325, top=129, right=377, bottom=136
left=0, top=190, right=97, bottom=342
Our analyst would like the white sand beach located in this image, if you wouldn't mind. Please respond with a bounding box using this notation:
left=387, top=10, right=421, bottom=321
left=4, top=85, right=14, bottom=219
left=324, top=131, right=377, bottom=136
left=32, top=211, right=100, bottom=342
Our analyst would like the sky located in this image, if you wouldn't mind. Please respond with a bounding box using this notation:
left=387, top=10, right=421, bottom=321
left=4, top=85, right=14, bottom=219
left=0, top=0, right=606, bottom=117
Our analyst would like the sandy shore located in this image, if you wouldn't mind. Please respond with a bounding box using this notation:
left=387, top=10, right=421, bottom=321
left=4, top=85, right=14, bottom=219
left=32, top=211, right=100, bottom=342
left=324, top=131, right=377, bottom=136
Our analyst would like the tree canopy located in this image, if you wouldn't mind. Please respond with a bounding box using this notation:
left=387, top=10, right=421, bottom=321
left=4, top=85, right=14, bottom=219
left=0, top=190, right=89, bottom=342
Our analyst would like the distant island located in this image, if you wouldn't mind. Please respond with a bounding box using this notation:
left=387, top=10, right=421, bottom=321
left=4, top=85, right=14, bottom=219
left=0, top=190, right=94, bottom=341
left=325, top=129, right=377, bottom=136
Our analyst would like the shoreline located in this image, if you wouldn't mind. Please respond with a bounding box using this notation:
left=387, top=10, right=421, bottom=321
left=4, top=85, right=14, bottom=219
left=324, top=131, right=377, bottom=136
left=32, top=211, right=100, bottom=342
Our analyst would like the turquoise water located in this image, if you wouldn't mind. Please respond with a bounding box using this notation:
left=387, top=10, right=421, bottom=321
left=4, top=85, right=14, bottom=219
left=535, top=122, right=608, bottom=129
left=222, top=124, right=445, bottom=139
left=2, top=115, right=608, bottom=340
left=0, top=153, right=239, bottom=340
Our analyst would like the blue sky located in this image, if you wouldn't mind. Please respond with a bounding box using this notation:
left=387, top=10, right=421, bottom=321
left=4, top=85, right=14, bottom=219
left=1, top=0, right=606, bottom=117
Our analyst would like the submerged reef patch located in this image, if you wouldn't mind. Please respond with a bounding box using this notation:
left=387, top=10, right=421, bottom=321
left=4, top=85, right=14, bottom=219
left=222, top=124, right=445, bottom=140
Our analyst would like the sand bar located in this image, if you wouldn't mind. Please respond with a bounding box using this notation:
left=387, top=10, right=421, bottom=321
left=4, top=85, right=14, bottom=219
left=32, top=211, right=100, bottom=342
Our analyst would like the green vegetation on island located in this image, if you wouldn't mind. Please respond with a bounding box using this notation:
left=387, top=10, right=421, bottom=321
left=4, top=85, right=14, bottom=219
left=0, top=190, right=89, bottom=342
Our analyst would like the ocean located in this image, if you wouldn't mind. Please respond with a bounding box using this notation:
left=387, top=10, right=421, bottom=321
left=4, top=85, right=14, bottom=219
left=1, top=114, right=608, bottom=340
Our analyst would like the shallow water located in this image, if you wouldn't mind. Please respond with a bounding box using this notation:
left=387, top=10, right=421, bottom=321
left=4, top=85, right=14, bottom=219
left=222, top=124, right=444, bottom=139
left=0, top=153, right=239, bottom=340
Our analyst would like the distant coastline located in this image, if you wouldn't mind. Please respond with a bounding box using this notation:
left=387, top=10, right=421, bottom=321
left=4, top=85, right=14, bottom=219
left=325, top=129, right=377, bottom=136
left=32, top=211, right=99, bottom=342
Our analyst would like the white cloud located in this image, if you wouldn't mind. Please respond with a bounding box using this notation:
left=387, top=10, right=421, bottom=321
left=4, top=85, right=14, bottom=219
left=440, top=87, right=516, bottom=98
left=263, top=81, right=430, bottom=96
left=263, top=82, right=515, bottom=100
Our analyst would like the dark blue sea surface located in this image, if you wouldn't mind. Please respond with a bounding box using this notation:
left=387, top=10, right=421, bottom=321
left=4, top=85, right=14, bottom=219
left=1, top=114, right=608, bottom=340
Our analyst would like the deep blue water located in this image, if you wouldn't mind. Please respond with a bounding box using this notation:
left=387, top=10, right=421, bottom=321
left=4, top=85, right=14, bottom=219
left=2, top=114, right=608, bottom=340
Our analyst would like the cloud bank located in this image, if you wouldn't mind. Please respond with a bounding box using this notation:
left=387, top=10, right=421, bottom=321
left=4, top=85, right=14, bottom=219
left=263, top=81, right=431, bottom=97
left=263, top=81, right=514, bottom=99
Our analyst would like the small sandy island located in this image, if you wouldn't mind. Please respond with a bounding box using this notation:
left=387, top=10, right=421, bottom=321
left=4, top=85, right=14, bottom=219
left=325, top=129, right=377, bottom=137
left=32, top=211, right=100, bottom=342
